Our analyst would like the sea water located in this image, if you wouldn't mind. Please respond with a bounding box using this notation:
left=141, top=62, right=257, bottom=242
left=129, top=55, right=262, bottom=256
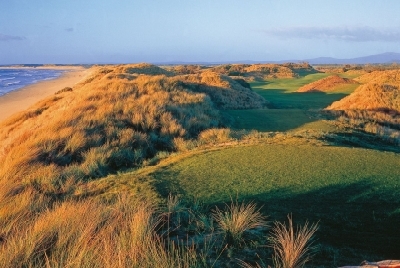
left=0, top=68, right=64, bottom=96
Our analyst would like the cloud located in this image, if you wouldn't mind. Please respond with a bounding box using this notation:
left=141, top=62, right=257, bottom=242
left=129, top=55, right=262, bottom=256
left=264, top=26, right=400, bottom=42
left=0, top=33, right=26, bottom=42
left=65, top=28, right=74, bottom=32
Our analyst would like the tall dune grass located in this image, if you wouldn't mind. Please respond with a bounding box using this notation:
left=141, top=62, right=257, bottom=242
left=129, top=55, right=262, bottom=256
left=268, top=215, right=318, bottom=268
left=326, top=69, right=400, bottom=145
left=0, top=195, right=205, bottom=268
left=328, top=69, right=400, bottom=113
left=0, top=63, right=276, bottom=267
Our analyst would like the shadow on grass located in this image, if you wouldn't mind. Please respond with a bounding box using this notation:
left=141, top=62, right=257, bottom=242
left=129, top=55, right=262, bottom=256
left=155, top=176, right=400, bottom=264
left=253, top=88, right=348, bottom=110
left=222, top=86, right=350, bottom=132
left=223, top=109, right=317, bottom=132
left=235, top=182, right=400, bottom=264
left=323, top=131, right=400, bottom=153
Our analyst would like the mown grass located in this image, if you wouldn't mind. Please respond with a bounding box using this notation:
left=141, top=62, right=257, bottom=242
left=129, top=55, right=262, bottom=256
left=151, top=143, right=400, bottom=264
left=251, top=73, right=359, bottom=110
left=153, top=144, right=400, bottom=203
left=224, top=73, right=361, bottom=132
left=223, top=109, right=335, bottom=132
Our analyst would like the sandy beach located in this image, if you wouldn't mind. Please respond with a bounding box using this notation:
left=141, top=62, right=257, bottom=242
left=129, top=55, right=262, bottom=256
left=0, top=67, right=91, bottom=123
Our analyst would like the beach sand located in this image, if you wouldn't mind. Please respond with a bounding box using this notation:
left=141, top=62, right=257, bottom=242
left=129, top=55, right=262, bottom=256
left=0, top=67, right=91, bottom=123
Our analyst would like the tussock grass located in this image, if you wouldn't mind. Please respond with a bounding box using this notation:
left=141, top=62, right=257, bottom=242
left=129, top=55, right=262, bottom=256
left=0, top=63, right=276, bottom=267
left=269, top=215, right=318, bottom=268
left=0, top=64, right=270, bottom=193
left=2, top=63, right=400, bottom=267
left=0, top=195, right=208, bottom=268
left=198, top=128, right=232, bottom=144
left=212, top=200, right=268, bottom=247
left=0, top=66, right=217, bottom=184
left=176, top=71, right=268, bottom=109
left=327, top=109, right=400, bottom=146
left=150, top=143, right=400, bottom=263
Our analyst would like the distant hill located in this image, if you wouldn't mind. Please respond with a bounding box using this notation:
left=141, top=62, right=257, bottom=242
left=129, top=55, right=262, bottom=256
left=155, top=52, right=400, bottom=65
left=306, top=52, right=400, bottom=64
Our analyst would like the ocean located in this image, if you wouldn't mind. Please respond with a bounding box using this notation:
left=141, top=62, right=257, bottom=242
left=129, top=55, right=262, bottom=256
left=0, top=68, right=64, bottom=96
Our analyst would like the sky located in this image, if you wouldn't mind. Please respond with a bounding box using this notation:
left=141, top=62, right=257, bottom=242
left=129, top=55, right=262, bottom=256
left=1, top=0, right=400, bottom=64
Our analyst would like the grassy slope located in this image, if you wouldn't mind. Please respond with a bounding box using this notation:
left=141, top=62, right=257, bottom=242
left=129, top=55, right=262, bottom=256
left=251, top=73, right=358, bottom=109
left=226, top=73, right=359, bottom=132
left=223, top=109, right=334, bottom=132
left=153, top=144, right=400, bottom=204
left=2, top=65, right=398, bottom=266
left=0, top=64, right=273, bottom=267
left=150, top=143, right=400, bottom=262
left=328, top=70, right=400, bottom=112
left=147, top=71, right=400, bottom=263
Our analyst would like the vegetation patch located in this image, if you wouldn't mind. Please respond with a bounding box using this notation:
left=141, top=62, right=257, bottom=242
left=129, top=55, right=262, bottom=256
left=328, top=71, right=400, bottom=113
left=176, top=71, right=268, bottom=109
left=296, top=75, right=359, bottom=93
left=1, top=63, right=400, bottom=267
left=208, top=62, right=318, bottom=81
left=151, top=143, right=400, bottom=264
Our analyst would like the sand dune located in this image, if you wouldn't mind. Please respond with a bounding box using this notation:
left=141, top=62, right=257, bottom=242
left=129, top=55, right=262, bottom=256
left=327, top=70, right=400, bottom=113
left=297, top=75, right=358, bottom=92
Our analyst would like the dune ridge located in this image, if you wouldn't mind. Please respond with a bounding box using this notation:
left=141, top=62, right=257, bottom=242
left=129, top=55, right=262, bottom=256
left=327, top=70, right=400, bottom=113
left=297, top=75, right=358, bottom=92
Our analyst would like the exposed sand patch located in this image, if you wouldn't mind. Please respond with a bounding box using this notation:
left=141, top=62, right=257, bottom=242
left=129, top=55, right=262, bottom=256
left=0, top=67, right=92, bottom=123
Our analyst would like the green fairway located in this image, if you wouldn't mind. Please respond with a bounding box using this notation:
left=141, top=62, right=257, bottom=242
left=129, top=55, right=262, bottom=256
left=251, top=73, right=359, bottom=109
left=154, top=144, right=400, bottom=203
left=152, top=144, right=400, bottom=259
left=224, top=73, right=360, bottom=132
left=224, top=109, right=335, bottom=132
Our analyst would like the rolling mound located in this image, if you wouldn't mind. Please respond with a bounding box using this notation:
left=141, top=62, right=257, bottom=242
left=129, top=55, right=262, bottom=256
left=122, top=63, right=174, bottom=76
left=297, top=75, right=358, bottom=92
left=327, top=70, right=400, bottom=113
left=354, top=69, right=400, bottom=84
left=0, top=64, right=267, bottom=184
left=0, top=63, right=270, bottom=266
left=165, top=64, right=206, bottom=74
left=176, top=71, right=267, bottom=109
left=208, top=62, right=317, bottom=80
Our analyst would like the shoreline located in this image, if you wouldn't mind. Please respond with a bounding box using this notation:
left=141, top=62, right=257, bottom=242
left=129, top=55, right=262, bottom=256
left=0, top=67, right=91, bottom=123
left=0, top=66, right=87, bottom=70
